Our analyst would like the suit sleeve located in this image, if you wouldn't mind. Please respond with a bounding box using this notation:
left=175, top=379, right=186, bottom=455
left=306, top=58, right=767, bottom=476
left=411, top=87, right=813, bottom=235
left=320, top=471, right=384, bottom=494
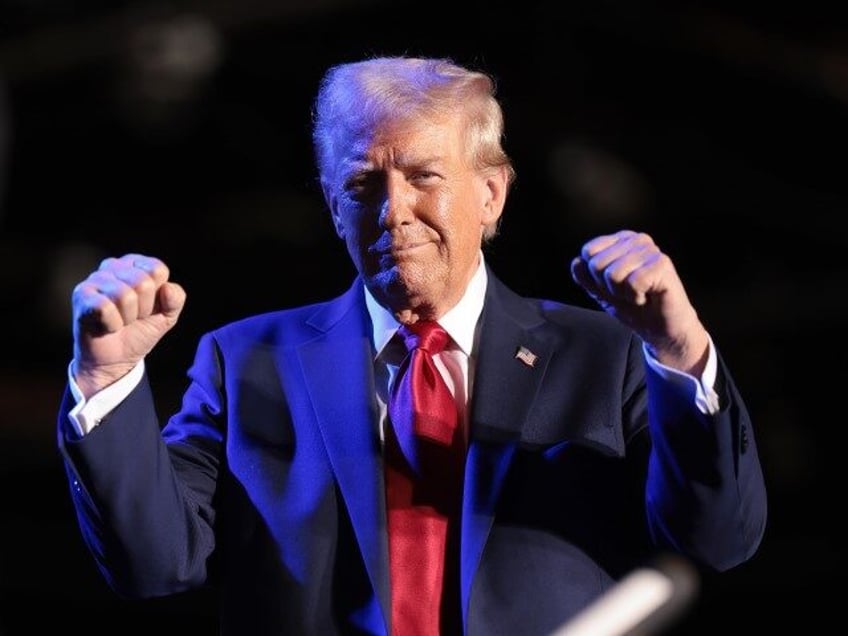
left=641, top=344, right=767, bottom=571
left=57, top=333, right=225, bottom=598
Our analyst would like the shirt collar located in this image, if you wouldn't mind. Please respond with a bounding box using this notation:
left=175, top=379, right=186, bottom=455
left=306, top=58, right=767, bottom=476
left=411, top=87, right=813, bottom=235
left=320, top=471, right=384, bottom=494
left=365, top=253, right=488, bottom=359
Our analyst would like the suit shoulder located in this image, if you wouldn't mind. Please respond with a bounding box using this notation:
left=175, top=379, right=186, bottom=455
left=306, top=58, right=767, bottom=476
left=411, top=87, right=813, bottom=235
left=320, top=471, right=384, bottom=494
left=486, top=272, right=635, bottom=343
left=219, top=302, right=325, bottom=331
left=538, top=298, right=620, bottom=328
left=205, top=293, right=351, bottom=347
left=513, top=292, right=627, bottom=334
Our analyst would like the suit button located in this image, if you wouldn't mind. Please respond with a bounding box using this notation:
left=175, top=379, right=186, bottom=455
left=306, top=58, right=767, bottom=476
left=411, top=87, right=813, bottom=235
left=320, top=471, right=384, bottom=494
left=740, top=424, right=749, bottom=453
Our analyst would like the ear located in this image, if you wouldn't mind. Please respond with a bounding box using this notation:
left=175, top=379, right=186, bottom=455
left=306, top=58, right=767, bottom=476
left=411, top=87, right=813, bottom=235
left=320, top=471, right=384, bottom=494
left=322, top=179, right=345, bottom=239
left=480, top=165, right=510, bottom=227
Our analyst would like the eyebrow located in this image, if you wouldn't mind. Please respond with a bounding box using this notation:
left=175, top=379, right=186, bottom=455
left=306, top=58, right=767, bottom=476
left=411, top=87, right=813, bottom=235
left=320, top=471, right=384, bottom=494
left=344, top=154, right=444, bottom=178
left=393, top=150, right=443, bottom=168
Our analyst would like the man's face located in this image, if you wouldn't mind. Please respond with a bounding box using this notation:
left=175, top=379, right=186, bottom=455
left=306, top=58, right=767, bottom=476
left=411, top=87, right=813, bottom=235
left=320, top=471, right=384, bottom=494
left=324, top=114, right=505, bottom=321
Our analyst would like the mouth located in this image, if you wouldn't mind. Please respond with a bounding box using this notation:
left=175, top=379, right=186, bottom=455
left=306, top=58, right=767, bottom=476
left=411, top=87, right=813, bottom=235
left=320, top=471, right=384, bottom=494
left=390, top=241, right=428, bottom=254
left=371, top=240, right=429, bottom=268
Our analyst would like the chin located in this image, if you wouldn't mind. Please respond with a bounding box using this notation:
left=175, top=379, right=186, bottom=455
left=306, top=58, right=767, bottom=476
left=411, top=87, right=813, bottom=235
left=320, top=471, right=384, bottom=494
left=369, top=268, right=428, bottom=306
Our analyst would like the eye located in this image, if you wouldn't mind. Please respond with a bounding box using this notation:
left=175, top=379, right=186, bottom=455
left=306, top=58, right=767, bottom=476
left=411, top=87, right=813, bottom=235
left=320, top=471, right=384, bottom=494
left=410, top=170, right=439, bottom=184
left=344, top=172, right=383, bottom=203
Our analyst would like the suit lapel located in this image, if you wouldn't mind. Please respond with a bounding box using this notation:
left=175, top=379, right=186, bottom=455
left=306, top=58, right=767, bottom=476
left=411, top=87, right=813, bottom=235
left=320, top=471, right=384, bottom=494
left=460, top=270, right=555, bottom=628
left=296, top=281, right=390, bottom=634
left=294, top=272, right=565, bottom=634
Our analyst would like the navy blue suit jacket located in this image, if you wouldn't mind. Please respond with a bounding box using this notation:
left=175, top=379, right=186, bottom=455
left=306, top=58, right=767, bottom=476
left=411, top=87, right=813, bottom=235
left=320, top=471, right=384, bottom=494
left=58, top=268, right=767, bottom=635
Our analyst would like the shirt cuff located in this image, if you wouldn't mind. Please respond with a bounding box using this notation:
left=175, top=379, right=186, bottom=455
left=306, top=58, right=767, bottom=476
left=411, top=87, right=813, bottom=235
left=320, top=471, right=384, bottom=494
left=642, top=334, right=720, bottom=414
left=67, top=360, right=146, bottom=436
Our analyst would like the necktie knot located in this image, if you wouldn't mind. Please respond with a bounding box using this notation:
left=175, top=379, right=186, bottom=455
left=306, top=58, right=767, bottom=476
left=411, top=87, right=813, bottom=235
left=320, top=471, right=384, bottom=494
left=390, top=321, right=457, bottom=452
left=397, top=321, right=449, bottom=355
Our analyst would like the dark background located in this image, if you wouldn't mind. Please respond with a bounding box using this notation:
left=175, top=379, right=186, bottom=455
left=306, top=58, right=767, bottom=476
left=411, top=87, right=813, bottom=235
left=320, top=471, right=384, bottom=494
left=1, top=0, right=845, bottom=633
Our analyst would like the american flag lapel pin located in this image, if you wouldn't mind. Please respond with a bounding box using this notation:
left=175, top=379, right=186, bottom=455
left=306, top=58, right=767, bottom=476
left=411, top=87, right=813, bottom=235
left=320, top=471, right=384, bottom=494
left=515, top=346, right=538, bottom=368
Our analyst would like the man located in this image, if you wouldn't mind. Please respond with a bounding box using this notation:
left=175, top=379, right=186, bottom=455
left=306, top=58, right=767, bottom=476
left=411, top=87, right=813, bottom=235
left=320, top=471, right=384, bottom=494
left=58, top=56, right=767, bottom=635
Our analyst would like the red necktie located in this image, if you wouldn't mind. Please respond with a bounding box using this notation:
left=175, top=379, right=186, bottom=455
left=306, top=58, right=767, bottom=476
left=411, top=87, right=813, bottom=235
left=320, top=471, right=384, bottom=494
left=385, top=321, right=464, bottom=635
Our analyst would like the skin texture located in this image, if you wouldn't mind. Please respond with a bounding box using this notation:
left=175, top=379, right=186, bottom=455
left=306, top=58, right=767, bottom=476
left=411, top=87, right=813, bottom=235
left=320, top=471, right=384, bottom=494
left=569, top=231, right=710, bottom=375
left=71, top=253, right=185, bottom=399
left=322, top=114, right=508, bottom=326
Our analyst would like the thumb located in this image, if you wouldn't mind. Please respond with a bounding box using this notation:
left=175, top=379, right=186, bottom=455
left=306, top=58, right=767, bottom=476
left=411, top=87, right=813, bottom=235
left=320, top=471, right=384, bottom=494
left=156, top=281, right=187, bottom=321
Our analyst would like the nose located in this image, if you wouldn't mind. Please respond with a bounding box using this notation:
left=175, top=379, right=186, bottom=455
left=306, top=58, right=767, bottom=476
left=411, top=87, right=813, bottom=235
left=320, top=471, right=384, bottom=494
left=378, top=176, right=415, bottom=228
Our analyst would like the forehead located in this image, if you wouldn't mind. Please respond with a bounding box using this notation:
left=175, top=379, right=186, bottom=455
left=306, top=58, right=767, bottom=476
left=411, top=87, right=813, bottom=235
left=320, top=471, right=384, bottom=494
left=341, top=113, right=466, bottom=167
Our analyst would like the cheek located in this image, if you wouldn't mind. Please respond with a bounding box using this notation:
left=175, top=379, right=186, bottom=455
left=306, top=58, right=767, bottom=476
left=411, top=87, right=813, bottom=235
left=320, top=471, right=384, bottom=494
left=436, top=191, right=485, bottom=245
left=338, top=203, right=376, bottom=237
left=339, top=211, right=384, bottom=267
